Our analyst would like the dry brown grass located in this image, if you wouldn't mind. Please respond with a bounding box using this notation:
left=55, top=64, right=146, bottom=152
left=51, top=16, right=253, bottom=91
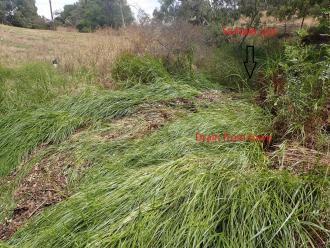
left=269, top=142, right=330, bottom=174
left=0, top=25, right=136, bottom=76
left=0, top=23, right=211, bottom=75
left=238, top=11, right=318, bottom=26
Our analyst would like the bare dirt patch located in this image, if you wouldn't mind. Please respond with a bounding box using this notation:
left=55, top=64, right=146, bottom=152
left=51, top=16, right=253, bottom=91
left=196, top=90, right=224, bottom=102
left=99, top=103, right=179, bottom=140
left=0, top=153, right=73, bottom=240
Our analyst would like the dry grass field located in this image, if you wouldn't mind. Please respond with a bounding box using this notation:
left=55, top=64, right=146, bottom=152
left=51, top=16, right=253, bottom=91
left=0, top=25, right=134, bottom=74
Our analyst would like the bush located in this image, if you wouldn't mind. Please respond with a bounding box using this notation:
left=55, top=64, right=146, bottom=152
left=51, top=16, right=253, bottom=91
left=265, top=42, right=330, bottom=146
left=202, top=44, right=247, bottom=90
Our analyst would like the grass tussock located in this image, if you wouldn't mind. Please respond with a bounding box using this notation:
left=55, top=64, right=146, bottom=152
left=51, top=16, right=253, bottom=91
left=112, top=53, right=170, bottom=87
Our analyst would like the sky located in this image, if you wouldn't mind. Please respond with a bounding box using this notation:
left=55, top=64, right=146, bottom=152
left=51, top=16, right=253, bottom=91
left=36, top=0, right=160, bottom=19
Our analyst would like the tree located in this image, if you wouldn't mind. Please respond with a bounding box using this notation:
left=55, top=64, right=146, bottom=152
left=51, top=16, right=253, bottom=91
left=154, top=0, right=270, bottom=26
left=154, top=0, right=213, bottom=24
left=57, top=0, right=134, bottom=32
left=0, top=0, right=43, bottom=28
left=267, top=0, right=329, bottom=30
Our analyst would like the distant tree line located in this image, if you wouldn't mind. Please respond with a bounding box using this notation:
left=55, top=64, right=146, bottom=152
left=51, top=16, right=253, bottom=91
left=0, top=0, right=328, bottom=33
left=0, top=0, right=48, bottom=28
left=0, top=0, right=134, bottom=32
left=56, top=0, right=134, bottom=32
left=153, top=0, right=329, bottom=28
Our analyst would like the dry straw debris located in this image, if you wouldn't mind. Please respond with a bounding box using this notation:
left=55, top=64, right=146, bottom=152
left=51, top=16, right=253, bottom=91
left=269, top=143, right=330, bottom=174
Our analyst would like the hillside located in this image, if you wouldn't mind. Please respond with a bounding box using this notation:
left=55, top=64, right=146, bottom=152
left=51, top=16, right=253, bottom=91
left=0, top=24, right=329, bottom=248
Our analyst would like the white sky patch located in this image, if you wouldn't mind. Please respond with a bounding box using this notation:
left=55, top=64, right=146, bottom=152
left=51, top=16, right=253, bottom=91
left=36, top=0, right=160, bottom=19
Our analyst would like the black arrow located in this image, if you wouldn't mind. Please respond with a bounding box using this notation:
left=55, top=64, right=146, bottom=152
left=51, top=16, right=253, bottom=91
left=244, top=45, right=257, bottom=79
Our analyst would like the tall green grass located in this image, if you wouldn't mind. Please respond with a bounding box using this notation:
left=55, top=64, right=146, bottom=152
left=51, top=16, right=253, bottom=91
left=0, top=63, right=67, bottom=114
left=264, top=42, right=330, bottom=145
left=112, top=53, right=171, bottom=88
left=7, top=101, right=329, bottom=248
left=203, top=44, right=247, bottom=90
left=0, top=80, right=198, bottom=176
left=1, top=52, right=329, bottom=248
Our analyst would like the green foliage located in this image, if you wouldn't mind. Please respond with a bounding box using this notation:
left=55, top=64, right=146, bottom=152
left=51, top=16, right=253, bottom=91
left=154, top=0, right=213, bottom=24
left=13, top=166, right=328, bottom=247
left=0, top=241, right=11, bottom=247
left=6, top=99, right=329, bottom=247
left=0, top=18, right=329, bottom=247
left=202, top=44, right=247, bottom=90
left=0, top=0, right=47, bottom=29
left=0, top=68, right=198, bottom=176
left=173, top=72, right=222, bottom=90
left=164, top=47, right=195, bottom=75
left=309, top=8, right=330, bottom=34
left=265, top=42, right=330, bottom=141
left=112, top=53, right=219, bottom=90
left=0, top=63, right=69, bottom=114
left=267, top=0, right=328, bottom=27
left=112, top=53, right=171, bottom=87
left=0, top=110, right=84, bottom=176
left=154, top=0, right=265, bottom=25
left=57, top=0, right=134, bottom=32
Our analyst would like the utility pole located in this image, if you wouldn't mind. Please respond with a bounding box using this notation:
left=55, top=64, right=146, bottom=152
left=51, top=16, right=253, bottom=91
left=49, top=0, right=55, bottom=30
left=119, top=0, right=126, bottom=28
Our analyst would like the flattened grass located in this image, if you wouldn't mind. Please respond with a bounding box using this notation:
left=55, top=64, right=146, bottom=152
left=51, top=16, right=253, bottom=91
left=13, top=162, right=326, bottom=248
left=1, top=54, right=329, bottom=248
left=9, top=100, right=329, bottom=247
left=0, top=79, right=198, bottom=176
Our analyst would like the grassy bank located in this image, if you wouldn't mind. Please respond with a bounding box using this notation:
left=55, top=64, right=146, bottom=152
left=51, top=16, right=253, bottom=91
left=0, top=25, right=329, bottom=247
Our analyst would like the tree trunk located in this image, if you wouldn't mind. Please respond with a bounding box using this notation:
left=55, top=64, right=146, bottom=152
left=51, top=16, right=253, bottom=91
left=300, top=16, right=305, bottom=29
left=239, top=12, right=257, bottom=48
left=49, top=0, right=55, bottom=30
left=119, top=0, right=126, bottom=28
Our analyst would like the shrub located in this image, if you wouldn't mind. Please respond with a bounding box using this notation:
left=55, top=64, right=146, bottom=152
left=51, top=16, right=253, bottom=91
left=202, top=44, right=247, bottom=90
left=265, top=42, right=330, bottom=146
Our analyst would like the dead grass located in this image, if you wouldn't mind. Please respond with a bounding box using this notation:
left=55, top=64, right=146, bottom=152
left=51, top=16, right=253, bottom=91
left=269, top=142, right=330, bottom=174
left=0, top=25, right=134, bottom=77
left=0, top=152, right=72, bottom=240
left=238, top=11, right=318, bottom=27
left=0, top=23, right=212, bottom=84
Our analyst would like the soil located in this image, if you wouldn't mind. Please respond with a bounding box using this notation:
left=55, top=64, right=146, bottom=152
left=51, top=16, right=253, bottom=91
left=0, top=153, right=72, bottom=240
left=196, top=90, right=223, bottom=102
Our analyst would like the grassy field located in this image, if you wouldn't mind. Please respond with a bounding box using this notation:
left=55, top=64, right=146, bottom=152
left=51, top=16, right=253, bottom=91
left=0, top=24, right=329, bottom=247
